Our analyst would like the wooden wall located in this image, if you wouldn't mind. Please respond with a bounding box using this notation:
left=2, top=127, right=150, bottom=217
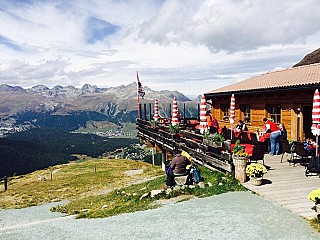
left=208, top=88, right=315, bottom=141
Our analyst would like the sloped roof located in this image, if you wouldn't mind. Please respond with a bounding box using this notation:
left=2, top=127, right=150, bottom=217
left=206, top=63, right=320, bottom=95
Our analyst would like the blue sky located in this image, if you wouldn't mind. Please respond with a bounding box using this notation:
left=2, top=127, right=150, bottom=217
left=0, top=0, right=319, bottom=98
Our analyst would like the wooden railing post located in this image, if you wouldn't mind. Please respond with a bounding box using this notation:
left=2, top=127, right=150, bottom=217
left=149, top=103, right=152, bottom=121
left=161, top=150, right=166, bottom=171
left=144, top=103, right=147, bottom=120
left=4, top=176, right=8, bottom=191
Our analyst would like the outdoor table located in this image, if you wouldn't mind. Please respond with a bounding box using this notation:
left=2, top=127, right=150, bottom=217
left=187, top=120, right=200, bottom=128
left=233, top=130, right=241, bottom=138
left=259, top=133, right=270, bottom=142
left=235, top=130, right=254, bottom=139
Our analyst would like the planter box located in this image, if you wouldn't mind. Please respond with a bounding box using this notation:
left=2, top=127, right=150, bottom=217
left=250, top=177, right=263, bottom=186
left=233, top=155, right=249, bottom=183
left=203, top=139, right=223, bottom=148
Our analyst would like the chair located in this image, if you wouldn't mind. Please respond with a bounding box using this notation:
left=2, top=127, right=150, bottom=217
left=250, top=145, right=266, bottom=165
left=292, top=142, right=309, bottom=166
left=227, top=129, right=232, bottom=140
left=221, top=127, right=228, bottom=140
left=240, top=131, right=250, bottom=144
left=231, top=137, right=239, bottom=144
left=249, top=132, right=260, bottom=145
left=279, top=139, right=293, bottom=163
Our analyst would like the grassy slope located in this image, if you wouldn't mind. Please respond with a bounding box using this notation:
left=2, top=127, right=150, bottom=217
left=1, top=157, right=319, bottom=232
left=0, top=158, right=246, bottom=219
left=0, top=158, right=163, bottom=209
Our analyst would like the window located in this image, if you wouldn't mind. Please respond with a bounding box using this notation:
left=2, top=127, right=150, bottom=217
left=267, top=105, right=281, bottom=123
left=240, top=105, right=251, bottom=123
left=220, top=105, right=229, bottom=121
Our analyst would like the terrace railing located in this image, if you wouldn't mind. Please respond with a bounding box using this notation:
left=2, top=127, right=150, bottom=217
left=136, top=119, right=233, bottom=172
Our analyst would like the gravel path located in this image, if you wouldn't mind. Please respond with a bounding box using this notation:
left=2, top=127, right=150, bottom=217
left=0, top=192, right=319, bottom=240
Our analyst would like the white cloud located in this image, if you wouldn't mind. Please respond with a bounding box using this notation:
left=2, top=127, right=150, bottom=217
left=0, top=0, right=319, bottom=96
left=140, top=0, right=320, bottom=52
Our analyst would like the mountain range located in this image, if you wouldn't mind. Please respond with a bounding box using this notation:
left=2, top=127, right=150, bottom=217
left=1, top=48, right=318, bottom=131
left=0, top=82, right=197, bottom=129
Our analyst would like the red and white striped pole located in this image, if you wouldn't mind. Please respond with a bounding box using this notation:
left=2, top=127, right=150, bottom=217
left=199, top=95, right=208, bottom=133
left=312, top=89, right=320, bottom=156
left=230, top=94, right=235, bottom=124
left=171, top=97, right=179, bottom=126
left=230, top=94, right=236, bottom=139
left=154, top=99, right=159, bottom=122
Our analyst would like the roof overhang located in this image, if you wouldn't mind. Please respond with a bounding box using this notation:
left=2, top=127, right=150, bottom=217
left=204, top=84, right=320, bottom=98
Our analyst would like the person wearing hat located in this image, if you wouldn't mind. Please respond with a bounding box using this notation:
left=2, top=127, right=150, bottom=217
left=166, top=149, right=191, bottom=188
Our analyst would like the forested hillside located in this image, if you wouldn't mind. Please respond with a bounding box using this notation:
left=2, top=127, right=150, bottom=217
left=14, top=111, right=118, bottom=130
left=0, top=129, right=138, bottom=178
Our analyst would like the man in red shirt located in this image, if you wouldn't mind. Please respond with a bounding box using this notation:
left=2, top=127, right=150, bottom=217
left=263, top=118, right=281, bottom=155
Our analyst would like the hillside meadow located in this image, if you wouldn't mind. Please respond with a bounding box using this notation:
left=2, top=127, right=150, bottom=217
left=0, top=158, right=245, bottom=219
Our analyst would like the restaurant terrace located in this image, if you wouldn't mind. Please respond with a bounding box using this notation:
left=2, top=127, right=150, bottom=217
left=136, top=63, right=320, bottom=219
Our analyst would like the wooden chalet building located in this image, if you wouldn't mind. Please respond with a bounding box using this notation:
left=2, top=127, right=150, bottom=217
left=204, top=63, right=320, bottom=141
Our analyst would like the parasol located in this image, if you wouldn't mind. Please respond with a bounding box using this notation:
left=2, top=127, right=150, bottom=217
left=171, top=97, right=179, bottom=126
left=311, top=89, right=320, bottom=156
left=229, top=94, right=235, bottom=139
left=153, top=99, right=159, bottom=122
left=199, top=95, right=208, bottom=134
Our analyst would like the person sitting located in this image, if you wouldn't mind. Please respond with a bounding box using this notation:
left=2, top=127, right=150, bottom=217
left=166, top=149, right=192, bottom=188
left=235, top=120, right=248, bottom=132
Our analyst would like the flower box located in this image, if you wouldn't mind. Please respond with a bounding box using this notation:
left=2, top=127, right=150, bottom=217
left=203, top=139, right=222, bottom=148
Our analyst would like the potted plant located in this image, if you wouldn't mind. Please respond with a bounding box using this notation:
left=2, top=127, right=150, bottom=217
left=150, top=120, right=157, bottom=128
left=203, top=133, right=225, bottom=148
left=169, top=123, right=179, bottom=134
left=232, top=140, right=249, bottom=183
left=246, top=163, right=267, bottom=186
left=232, top=140, right=249, bottom=158
left=149, top=120, right=159, bottom=132
left=213, top=133, right=225, bottom=147
left=308, top=188, right=320, bottom=219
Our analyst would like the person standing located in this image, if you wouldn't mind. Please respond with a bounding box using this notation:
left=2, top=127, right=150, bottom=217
left=263, top=118, right=281, bottom=155
left=279, top=123, right=287, bottom=140
left=206, top=110, right=219, bottom=133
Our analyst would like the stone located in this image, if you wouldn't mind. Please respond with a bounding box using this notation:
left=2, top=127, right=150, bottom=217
left=80, top=209, right=89, bottom=212
left=174, top=175, right=188, bottom=186
left=139, top=193, right=149, bottom=200
left=150, top=189, right=162, bottom=198
left=165, top=188, right=172, bottom=194
left=38, top=176, right=46, bottom=181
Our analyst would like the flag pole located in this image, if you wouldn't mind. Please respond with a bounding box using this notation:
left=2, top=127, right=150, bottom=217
left=137, top=71, right=141, bottom=119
